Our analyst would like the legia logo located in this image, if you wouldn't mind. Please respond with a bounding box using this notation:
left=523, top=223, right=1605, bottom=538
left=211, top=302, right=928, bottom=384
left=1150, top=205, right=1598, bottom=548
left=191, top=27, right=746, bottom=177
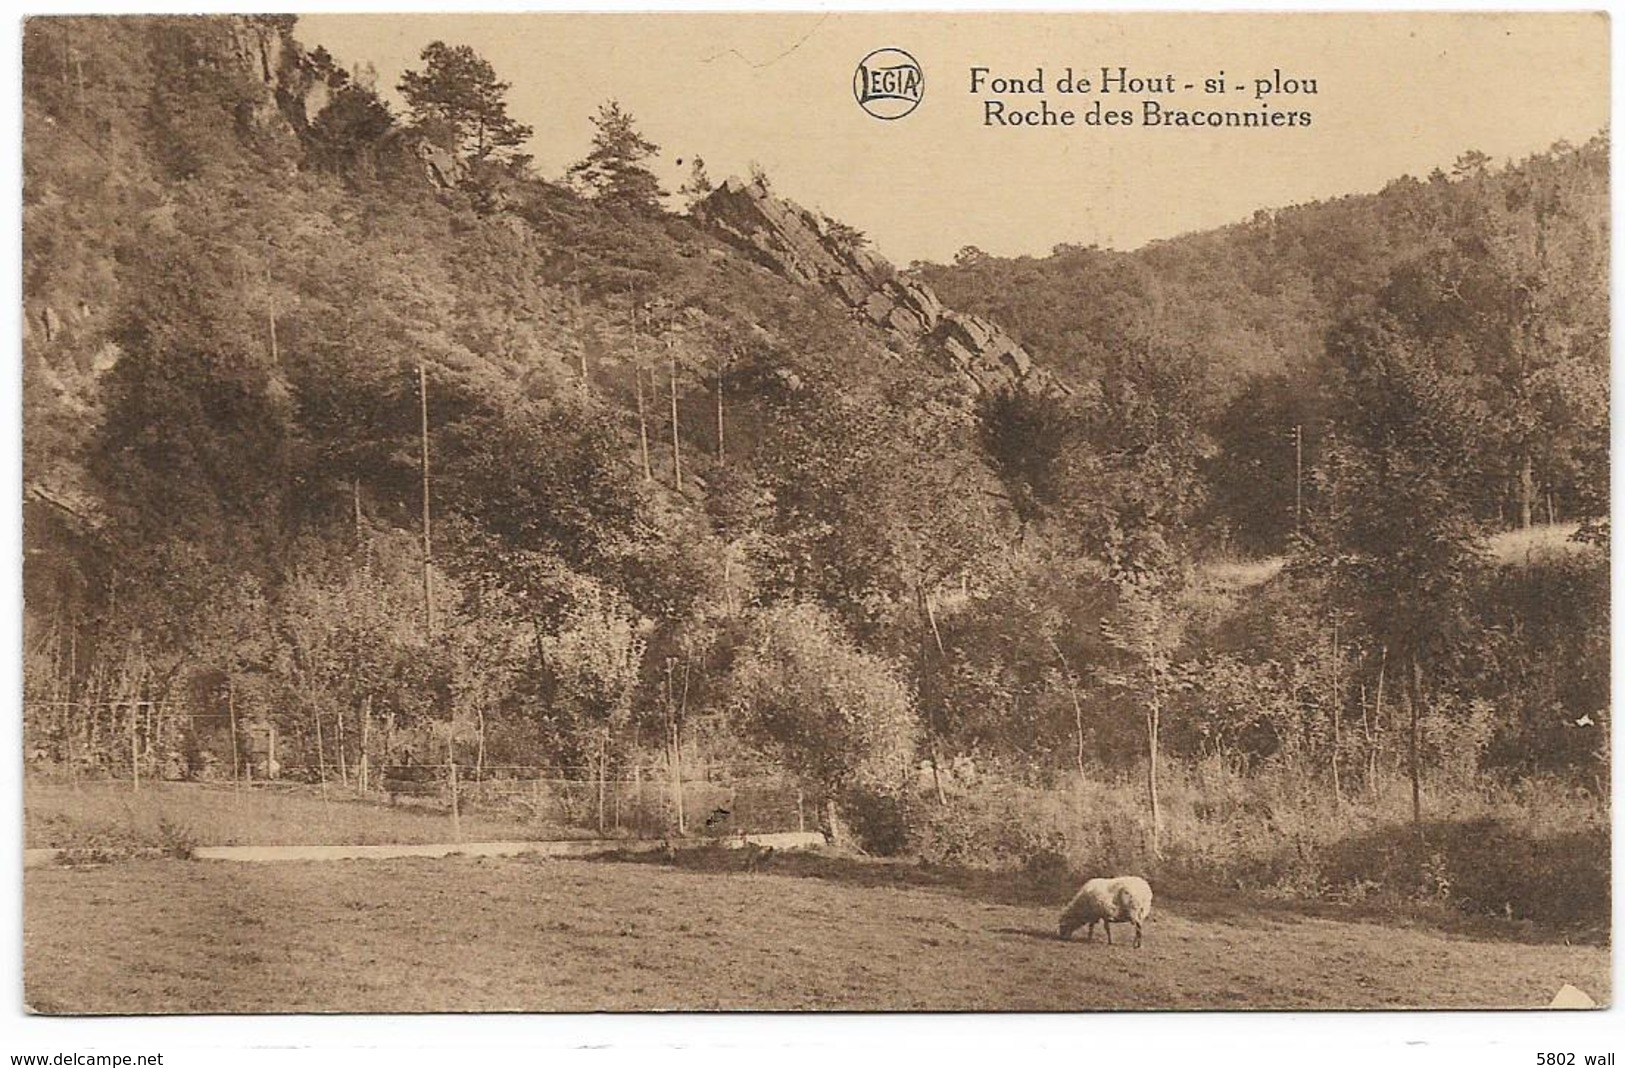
left=854, top=48, right=923, bottom=120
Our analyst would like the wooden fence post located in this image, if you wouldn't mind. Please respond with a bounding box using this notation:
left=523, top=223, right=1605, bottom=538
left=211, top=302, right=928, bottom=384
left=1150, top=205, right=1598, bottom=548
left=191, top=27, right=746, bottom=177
left=129, top=701, right=139, bottom=793
left=597, top=729, right=608, bottom=836
left=227, top=677, right=241, bottom=794
left=359, top=695, right=370, bottom=793
left=448, top=761, right=461, bottom=842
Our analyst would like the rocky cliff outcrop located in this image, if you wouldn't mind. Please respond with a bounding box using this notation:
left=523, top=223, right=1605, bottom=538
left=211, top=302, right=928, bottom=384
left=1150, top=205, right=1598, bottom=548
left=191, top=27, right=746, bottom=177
left=696, top=176, right=1069, bottom=397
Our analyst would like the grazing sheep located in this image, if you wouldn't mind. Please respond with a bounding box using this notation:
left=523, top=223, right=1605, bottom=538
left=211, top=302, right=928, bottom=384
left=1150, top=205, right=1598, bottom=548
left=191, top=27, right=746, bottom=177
left=1058, top=876, right=1153, bottom=947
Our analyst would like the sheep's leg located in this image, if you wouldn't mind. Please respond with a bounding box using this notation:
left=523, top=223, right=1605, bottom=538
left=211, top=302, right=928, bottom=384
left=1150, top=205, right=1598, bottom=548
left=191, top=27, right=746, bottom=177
left=1086, top=921, right=1096, bottom=942
left=1132, top=920, right=1143, bottom=948
left=1104, top=921, right=1113, bottom=945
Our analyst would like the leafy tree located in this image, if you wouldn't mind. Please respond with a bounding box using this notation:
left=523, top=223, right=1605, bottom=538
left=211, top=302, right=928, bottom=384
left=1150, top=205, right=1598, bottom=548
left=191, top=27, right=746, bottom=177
left=976, top=386, right=1077, bottom=534
left=1058, top=338, right=1211, bottom=570
left=1097, top=570, right=1190, bottom=856
left=1473, top=549, right=1608, bottom=773
left=568, top=100, right=664, bottom=211
left=533, top=572, right=645, bottom=822
left=1178, top=653, right=1294, bottom=768
left=276, top=550, right=435, bottom=785
left=726, top=602, right=917, bottom=839
left=820, top=215, right=868, bottom=253
left=96, top=221, right=295, bottom=569
left=1309, top=311, right=1489, bottom=821
left=397, top=41, right=533, bottom=166
left=306, top=82, right=395, bottom=176
left=677, top=155, right=713, bottom=209
left=953, top=245, right=989, bottom=267
left=1202, top=373, right=1325, bottom=554
left=1051, top=337, right=1209, bottom=848
left=931, top=542, right=1114, bottom=771
left=434, top=396, right=646, bottom=591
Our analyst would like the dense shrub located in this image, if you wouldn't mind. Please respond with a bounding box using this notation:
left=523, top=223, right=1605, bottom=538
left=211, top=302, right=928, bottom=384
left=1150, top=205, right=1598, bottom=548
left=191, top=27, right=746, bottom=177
left=879, top=761, right=1609, bottom=933
left=838, top=783, right=912, bottom=856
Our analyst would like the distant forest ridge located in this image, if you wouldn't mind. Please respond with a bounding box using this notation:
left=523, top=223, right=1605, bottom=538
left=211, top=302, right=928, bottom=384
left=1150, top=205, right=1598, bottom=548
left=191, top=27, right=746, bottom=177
left=914, top=134, right=1607, bottom=394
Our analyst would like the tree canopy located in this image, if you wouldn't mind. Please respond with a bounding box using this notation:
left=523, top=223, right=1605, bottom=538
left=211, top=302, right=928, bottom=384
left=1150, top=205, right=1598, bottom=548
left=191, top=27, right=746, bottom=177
left=398, top=40, right=534, bottom=166
left=567, top=100, right=664, bottom=211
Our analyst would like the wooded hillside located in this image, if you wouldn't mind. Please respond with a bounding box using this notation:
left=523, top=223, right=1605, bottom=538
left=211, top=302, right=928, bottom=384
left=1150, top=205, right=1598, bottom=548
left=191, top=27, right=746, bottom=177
left=22, top=17, right=1609, bottom=918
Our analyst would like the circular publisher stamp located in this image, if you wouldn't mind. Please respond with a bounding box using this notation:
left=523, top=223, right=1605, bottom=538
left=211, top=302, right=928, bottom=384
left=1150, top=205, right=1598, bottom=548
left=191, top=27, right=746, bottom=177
left=854, top=48, right=923, bottom=120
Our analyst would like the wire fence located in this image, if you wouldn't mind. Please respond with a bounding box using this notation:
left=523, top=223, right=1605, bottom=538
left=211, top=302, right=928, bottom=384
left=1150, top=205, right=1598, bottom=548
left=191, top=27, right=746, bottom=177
left=24, top=761, right=812, bottom=841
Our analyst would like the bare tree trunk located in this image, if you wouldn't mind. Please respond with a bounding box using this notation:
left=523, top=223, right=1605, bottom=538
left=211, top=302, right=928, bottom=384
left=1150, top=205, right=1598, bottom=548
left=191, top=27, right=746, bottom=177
left=721, top=551, right=736, bottom=618
left=665, top=659, right=687, bottom=835
left=669, top=345, right=682, bottom=491
left=335, top=697, right=348, bottom=788
left=152, top=689, right=163, bottom=772
left=419, top=364, right=434, bottom=639
left=597, top=727, right=608, bottom=836
left=1372, top=646, right=1387, bottom=794
left=264, top=262, right=278, bottom=366
left=359, top=694, right=371, bottom=793
left=676, top=655, right=691, bottom=834
left=1143, top=614, right=1165, bottom=857
left=917, top=585, right=948, bottom=806
left=1330, top=623, right=1342, bottom=810
left=129, top=700, right=139, bottom=793
left=1519, top=452, right=1535, bottom=530
left=1145, top=702, right=1162, bottom=858
left=572, top=286, right=587, bottom=395
left=448, top=744, right=461, bottom=842
left=227, top=676, right=241, bottom=792
left=1408, top=651, right=1423, bottom=824
left=1359, top=681, right=1373, bottom=795
left=313, top=702, right=328, bottom=804
left=632, top=741, right=644, bottom=836
left=715, top=351, right=726, bottom=461
left=1047, top=635, right=1086, bottom=779
left=635, top=368, right=653, bottom=482
left=672, top=722, right=685, bottom=835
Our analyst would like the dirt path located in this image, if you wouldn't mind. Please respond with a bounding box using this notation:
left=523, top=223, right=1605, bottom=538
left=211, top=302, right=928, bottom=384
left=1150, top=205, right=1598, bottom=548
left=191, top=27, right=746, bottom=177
left=24, top=856, right=1609, bottom=1013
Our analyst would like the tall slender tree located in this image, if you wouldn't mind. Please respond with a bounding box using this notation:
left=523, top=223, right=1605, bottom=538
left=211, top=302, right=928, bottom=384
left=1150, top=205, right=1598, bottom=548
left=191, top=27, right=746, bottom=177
left=1310, top=311, right=1488, bottom=822
left=398, top=41, right=533, bottom=166
left=568, top=100, right=665, bottom=211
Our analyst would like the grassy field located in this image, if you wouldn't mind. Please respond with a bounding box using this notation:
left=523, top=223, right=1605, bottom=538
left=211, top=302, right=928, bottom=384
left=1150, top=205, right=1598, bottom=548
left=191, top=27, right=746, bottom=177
left=1199, top=522, right=1587, bottom=591
left=24, top=851, right=1609, bottom=1013
left=24, top=781, right=582, bottom=850
left=1485, top=521, right=1587, bottom=564
left=25, top=776, right=799, bottom=850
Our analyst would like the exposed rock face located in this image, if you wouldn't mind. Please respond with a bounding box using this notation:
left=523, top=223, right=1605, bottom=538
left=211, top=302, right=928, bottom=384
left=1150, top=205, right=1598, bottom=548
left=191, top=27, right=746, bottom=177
left=229, top=17, right=464, bottom=192
left=696, top=177, right=1068, bottom=396
left=415, top=139, right=468, bottom=190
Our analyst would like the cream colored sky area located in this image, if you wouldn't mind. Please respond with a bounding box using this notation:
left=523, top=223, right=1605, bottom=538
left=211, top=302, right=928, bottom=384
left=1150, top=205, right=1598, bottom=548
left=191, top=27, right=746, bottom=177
left=297, top=12, right=1608, bottom=264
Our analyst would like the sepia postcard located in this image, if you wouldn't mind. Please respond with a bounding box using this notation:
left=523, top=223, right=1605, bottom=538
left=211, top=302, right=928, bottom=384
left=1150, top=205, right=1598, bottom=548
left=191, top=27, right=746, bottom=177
left=17, top=10, right=1611, bottom=1021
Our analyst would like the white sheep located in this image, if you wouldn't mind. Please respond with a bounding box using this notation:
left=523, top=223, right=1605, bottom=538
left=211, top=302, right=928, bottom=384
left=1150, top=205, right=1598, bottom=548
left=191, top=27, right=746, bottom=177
left=1057, top=876, right=1153, bottom=947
